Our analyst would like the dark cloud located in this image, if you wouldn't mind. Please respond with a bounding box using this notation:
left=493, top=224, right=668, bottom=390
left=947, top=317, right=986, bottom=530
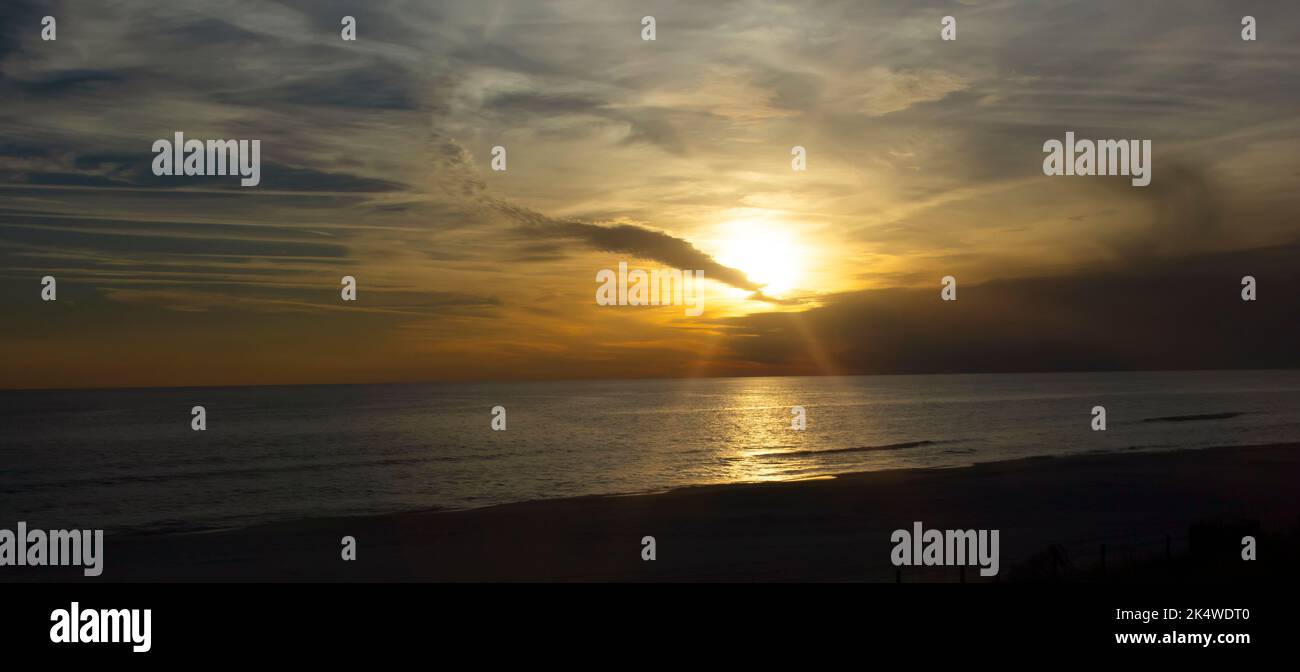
left=482, top=91, right=604, bottom=116
left=1095, top=159, right=1226, bottom=264
left=12, top=160, right=403, bottom=192
left=721, top=240, right=1300, bottom=373
left=0, top=0, right=42, bottom=61
left=6, top=154, right=408, bottom=193
left=0, top=219, right=350, bottom=259
left=16, top=172, right=127, bottom=188
left=488, top=198, right=764, bottom=293
left=9, top=69, right=125, bottom=95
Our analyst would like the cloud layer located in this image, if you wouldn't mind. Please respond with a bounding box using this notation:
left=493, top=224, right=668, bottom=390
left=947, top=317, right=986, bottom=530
left=2, top=0, right=1299, bottom=387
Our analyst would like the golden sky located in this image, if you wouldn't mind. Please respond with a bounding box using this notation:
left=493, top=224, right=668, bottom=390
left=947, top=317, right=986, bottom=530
left=2, top=1, right=1299, bottom=389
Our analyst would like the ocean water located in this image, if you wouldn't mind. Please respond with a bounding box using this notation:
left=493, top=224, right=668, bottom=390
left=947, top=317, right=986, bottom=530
left=3, top=370, right=1300, bottom=533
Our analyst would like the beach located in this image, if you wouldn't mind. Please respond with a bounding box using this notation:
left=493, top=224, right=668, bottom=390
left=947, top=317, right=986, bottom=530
left=11, top=442, right=1298, bottom=582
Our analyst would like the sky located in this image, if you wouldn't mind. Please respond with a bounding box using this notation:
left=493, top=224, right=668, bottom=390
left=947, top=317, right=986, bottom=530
left=2, top=0, right=1298, bottom=389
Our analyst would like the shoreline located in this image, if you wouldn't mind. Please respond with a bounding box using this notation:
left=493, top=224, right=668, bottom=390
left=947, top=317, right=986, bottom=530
left=78, top=441, right=1276, bottom=538
left=7, top=442, right=1299, bottom=582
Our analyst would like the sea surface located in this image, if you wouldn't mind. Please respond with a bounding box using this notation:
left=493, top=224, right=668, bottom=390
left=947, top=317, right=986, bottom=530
left=3, top=370, right=1300, bottom=533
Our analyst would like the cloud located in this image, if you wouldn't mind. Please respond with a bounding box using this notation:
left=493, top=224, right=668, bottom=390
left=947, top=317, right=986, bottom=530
left=487, top=198, right=764, bottom=292
left=858, top=68, right=971, bottom=117
left=215, top=66, right=423, bottom=111
left=9, top=69, right=126, bottom=96
left=98, top=286, right=498, bottom=317
left=4, top=0, right=1300, bottom=389
left=719, top=239, right=1300, bottom=374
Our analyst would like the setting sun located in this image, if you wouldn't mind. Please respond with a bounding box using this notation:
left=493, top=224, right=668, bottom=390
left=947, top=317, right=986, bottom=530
left=713, top=222, right=805, bottom=297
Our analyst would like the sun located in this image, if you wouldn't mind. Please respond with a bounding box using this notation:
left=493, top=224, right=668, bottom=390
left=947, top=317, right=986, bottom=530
left=713, top=221, right=804, bottom=297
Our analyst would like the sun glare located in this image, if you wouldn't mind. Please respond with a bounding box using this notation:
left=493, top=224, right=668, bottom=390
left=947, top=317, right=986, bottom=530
left=714, top=221, right=804, bottom=297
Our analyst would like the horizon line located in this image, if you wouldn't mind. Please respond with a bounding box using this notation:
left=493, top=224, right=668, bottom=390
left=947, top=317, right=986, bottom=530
left=4, top=365, right=1298, bottom=394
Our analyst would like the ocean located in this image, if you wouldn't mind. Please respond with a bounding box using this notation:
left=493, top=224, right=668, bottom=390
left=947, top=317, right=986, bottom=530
left=4, top=370, right=1299, bottom=534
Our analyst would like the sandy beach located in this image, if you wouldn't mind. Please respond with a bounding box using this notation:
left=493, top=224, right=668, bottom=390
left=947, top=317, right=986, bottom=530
left=10, top=443, right=1299, bottom=582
